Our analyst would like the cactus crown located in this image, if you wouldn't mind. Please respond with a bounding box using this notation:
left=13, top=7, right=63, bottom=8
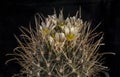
left=7, top=10, right=107, bottom=77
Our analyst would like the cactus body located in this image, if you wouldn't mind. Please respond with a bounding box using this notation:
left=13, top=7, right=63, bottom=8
left=7, top=11, right=107, bottom=77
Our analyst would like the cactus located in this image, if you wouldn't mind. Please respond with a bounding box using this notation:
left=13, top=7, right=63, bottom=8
left=6, top=10, right=108, bottom=77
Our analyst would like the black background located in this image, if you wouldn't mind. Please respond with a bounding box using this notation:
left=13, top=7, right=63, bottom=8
left=0, top=0, right=120, bottom=77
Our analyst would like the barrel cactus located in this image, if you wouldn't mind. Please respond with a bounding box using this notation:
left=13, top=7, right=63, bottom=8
left=7, top=10, right=109, bottom=77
